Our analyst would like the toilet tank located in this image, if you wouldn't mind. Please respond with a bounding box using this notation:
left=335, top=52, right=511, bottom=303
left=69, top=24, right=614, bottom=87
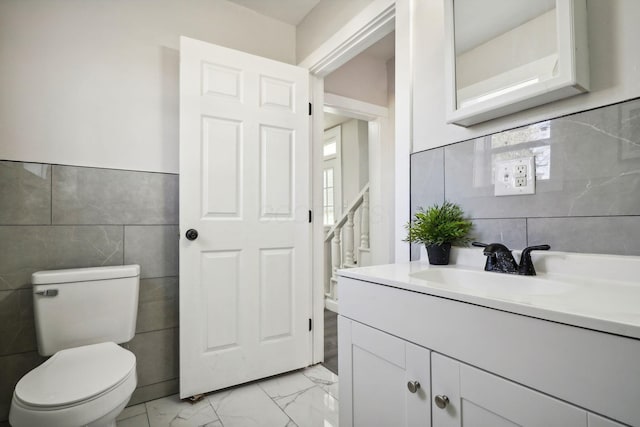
left=32, top=265, right=140, bottom=356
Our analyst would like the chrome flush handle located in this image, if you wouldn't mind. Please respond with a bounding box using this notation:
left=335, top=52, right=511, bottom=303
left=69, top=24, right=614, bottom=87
left=34, top=289, right=58, bottom=297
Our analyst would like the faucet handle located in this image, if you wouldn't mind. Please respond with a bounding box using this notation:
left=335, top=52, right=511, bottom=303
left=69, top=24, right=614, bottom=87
left=518, top=244, right=551, bottom=276
left=473, top=242, right=518, bottom=273
left=523, top=244, right=551, bottom=252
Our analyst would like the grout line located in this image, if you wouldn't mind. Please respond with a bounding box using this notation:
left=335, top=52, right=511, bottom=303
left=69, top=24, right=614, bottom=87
left=0, top=158, right=179, bottom=176
left=208, top=395, right=224, bottom=427
left=441, top=147, right=446, bottom=204
left=122, top=225, right=126, bottom=265
left=50, top=164, right=53, bottom=225
left=134, top=326, right=179, bottom=337
left=0, top=349, right=43, bottom=359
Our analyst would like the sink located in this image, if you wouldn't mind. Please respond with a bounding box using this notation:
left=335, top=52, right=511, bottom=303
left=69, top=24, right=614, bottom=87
left=409, top=268, right=576, bottom=296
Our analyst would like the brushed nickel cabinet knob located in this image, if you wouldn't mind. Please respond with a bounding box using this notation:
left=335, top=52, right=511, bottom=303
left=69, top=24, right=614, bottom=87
left=434, top=395, right=450, bottom=409
left=407, top=381, right=421, bottom=393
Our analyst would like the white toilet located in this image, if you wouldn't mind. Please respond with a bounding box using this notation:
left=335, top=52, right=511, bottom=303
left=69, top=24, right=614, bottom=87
left=9, top=265, right=141, bottom=427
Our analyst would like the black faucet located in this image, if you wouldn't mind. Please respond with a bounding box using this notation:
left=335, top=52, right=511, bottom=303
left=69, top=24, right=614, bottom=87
left=472, top=242, right=550, bottom=276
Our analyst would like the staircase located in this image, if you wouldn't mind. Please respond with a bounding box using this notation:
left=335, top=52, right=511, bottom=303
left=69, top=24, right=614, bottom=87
left=324, top=184, right=370, bottom=313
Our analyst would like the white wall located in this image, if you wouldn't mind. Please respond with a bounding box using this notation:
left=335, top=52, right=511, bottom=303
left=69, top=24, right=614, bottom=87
left=380, top=57, right=396, bottom=264
left=0, top=0, right=295, bottom=173
left=412, top=0, right=640, bottom=153
left=324, top=51, right=389, bottom=106
left=340, top=119, right=369, bottom=209
left=296, top=0, right=375, bottom=63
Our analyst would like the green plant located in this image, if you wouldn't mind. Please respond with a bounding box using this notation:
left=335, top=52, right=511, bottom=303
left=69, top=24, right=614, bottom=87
left=404, top=201, right=473, bottom=246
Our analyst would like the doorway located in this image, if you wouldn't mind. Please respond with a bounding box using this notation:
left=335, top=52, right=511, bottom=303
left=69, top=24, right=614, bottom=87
left=318, top=31, right=396, bottom=374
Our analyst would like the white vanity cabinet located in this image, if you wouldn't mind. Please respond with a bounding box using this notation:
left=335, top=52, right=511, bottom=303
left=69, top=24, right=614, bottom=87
left=337, top=272, right=638, bottom=427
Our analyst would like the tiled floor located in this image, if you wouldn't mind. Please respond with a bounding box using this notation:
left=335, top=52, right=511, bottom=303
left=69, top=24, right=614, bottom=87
left=323, top=309, right=338, bottom=375
left=116, top=365, right=339, bottom=427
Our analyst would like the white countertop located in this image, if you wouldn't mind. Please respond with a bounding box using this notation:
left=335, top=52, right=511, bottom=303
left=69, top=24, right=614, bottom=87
left=337, top=248, right=640, bottom=340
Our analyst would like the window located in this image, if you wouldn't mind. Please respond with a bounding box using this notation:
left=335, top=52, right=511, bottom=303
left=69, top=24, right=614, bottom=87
left=324, top=141, right=337, bottom=157
left=323, top=168, right=334, bottom=225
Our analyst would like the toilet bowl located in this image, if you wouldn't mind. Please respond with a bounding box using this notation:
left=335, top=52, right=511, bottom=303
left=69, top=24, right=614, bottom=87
left=10, top=342, right=137, bottom=427
left=9, top=265, right=140, bottom=427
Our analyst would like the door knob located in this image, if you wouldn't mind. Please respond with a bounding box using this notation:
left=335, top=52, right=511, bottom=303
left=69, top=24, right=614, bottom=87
left=407, top=381, right=421, bottom=393
left=185, top=229, right=199, bottom=241
left=434, top=395, right=450, bottom=409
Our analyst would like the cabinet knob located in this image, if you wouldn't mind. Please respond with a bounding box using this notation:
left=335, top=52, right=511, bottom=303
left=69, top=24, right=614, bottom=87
left=407, top=381, right=421, bottom=393
left=434, top=395, right=450, bottom=409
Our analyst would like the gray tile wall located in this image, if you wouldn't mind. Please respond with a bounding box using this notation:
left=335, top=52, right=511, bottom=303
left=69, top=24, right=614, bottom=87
left=410, top=97, right=640, bottom=260
left=0, top=162, right=179, bottom=422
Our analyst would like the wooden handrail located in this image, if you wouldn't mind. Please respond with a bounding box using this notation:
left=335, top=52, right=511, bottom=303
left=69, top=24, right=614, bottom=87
left=324, top=184, right=370, bottom=243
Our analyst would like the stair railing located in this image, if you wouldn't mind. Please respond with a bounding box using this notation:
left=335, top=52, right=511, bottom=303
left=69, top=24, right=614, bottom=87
left=324, top=184, right=370, bottom=312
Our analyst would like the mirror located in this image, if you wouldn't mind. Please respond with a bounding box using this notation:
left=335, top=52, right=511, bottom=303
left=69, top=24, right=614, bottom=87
left=444, top=0, right=589, bottom=127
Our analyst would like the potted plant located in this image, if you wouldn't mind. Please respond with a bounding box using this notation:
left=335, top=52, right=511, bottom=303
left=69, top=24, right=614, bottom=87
left=405, top=201, right=473, bottom=265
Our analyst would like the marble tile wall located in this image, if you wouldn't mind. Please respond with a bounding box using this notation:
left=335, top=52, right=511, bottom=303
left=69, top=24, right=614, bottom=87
left=410, top=97, right=640, bottom=260
left=0, top=161, right=179, bottom=421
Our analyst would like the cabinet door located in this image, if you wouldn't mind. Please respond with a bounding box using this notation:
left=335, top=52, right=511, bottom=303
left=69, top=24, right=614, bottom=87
left=432, top=353, right=587, bottom=427
left=339, top=316, right=431, bottom=427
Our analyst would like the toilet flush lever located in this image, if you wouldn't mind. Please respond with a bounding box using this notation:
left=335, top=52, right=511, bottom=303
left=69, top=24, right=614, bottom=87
left=34, top=289, right=58, bottom=297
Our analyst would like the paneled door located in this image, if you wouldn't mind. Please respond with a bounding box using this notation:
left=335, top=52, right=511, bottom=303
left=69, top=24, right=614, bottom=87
left=179, top=37, right=311, bottom=398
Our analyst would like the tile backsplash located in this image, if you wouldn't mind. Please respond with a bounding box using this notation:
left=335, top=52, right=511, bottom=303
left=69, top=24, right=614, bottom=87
left=411, top=97, right=640, bottom=260
left=0, top=161, right=179, bottom=422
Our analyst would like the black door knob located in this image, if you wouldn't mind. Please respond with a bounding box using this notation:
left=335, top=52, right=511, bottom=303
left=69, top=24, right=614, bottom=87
left=185, top=229, right=199, bottom=241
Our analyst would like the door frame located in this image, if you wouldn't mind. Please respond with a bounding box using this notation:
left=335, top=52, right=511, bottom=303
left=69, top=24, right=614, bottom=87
left=323, top=93, right=390, bottom=268
left=299, top=0, right=409, bottom=364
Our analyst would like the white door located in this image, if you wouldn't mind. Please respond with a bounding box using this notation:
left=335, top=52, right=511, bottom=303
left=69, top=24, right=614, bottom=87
left=179, top=37, right=311, bottom=398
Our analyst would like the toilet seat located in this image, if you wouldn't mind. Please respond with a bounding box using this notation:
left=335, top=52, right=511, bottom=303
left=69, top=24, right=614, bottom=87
left=10, top=342, right=137, bottom=427
left=14, top=342, right=136, bottom=408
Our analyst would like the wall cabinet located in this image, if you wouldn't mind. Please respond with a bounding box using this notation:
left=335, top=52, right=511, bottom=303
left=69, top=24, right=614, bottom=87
left=338, top=276, right=635, bottom=426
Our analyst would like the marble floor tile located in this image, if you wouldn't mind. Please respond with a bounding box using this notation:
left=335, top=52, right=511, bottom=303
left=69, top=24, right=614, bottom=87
left=258, top=371, right=316, bottom=400
left=117, top=413, right=151, bottom=427
left=275, top=385, right=339, bottom=427
left=302, top=365, right=339, bottom=400
left=208, top=383, right=293, bottom=427
left=146, top=394, right=220, bottom=427
left=118, top=367, right=339, bottom=427
left=117, top=403, right=148, bottom=421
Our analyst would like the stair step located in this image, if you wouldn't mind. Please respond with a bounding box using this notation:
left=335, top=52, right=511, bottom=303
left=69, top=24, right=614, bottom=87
left=325, top=298, right=339, bottom=313
left=343, top=263, right=358, bottom=269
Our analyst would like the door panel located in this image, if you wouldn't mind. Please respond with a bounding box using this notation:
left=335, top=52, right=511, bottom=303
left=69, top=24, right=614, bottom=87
left=260, top=126, right=294, bottom=218
left=179, top=36, right=311, bottom=398
left=202, top=117, right=242, bottom=217
left=259, top=247, right=294, bottom=341
left=202, top=250, right=240, bottom=351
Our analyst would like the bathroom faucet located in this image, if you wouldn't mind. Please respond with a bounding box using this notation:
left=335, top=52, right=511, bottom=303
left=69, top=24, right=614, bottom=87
left=472, top=242, right=550, bottom=276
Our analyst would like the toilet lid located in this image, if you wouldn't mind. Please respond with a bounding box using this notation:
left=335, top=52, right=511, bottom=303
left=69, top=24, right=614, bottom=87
left=15, top=342, right=136, bottom=408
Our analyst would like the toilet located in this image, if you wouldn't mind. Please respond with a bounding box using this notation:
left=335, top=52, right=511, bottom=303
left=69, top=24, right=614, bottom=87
left=9, top=265, right=140, bottom=427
